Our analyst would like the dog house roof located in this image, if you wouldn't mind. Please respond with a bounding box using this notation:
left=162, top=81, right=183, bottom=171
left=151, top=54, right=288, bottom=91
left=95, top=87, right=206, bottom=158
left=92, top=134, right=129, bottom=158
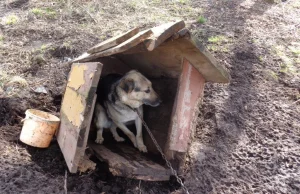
left=73, top=20, right=230, bottom=83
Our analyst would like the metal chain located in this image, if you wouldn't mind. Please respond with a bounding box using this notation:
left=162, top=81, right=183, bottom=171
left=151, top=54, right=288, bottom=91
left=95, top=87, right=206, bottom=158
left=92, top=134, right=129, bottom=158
left=135, top=109, right=190, bottom=194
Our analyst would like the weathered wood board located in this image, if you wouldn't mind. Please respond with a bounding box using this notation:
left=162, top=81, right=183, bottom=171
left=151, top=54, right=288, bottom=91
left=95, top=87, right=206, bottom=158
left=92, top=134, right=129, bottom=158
left=56, top=62, right=102, bottom=173
left=122, top=20, right=185, bottom=55
left=89, top=143, right=171, bottom=181
left=145, top=20, right=185, bottom=51
left=166, top=59, right=205, bottom=155
left=72, top=29, right=153, bottom=63
left=118, top=37, right=230, bottom=82
left=87, top=27, right=140, bottom=54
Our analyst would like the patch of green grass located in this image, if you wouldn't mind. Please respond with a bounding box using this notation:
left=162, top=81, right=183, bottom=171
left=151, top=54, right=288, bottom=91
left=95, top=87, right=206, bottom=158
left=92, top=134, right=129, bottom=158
left=268, top=70, right=279, bottom=80
left=63, top=41, right=72, bottom=49
left=288, top=46, right=300, bottom=56
left=4, top=15, right=19, bottom=25
left=178, top=0, right=189, bottom=4
left=41, top=44, right=48, bottom=51
left=207, top=45, right=229, bottom=53
left=45, top=8, right=57, bottom=18
left=197, top=16, right=206, bottom=24
left=279, top=63, right=297, bottom=74
left=39, top=44, right=50, bottom=54
left=7, top=76, right=28, bottom=87
left=31, top=8, right=44, bottom=16
left=0, top=71, right=9, bottom=88
left=273, top=45, right=298, bottom=74
left=0, top=35, right=4, bottom=42
left=30, top=7, right=57, bottom=19
left=206, top=35, right=232, bottom=53
left=208, top=35, right=229, bottom=44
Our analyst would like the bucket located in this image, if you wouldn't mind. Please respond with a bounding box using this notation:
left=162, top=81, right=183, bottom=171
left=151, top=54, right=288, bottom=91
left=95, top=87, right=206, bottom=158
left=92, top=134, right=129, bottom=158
left=20, top=109, right=60, bottom=148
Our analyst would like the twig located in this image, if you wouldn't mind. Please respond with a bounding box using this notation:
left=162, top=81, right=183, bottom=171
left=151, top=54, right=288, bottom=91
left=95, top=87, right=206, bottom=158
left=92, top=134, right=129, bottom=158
left=138, top=180, right=142, bottom=194
left=74, top=2, right=98, bottom=24
left=64, top=170, right=68, bottom=194
left=292, top=99, right=300, bottom=104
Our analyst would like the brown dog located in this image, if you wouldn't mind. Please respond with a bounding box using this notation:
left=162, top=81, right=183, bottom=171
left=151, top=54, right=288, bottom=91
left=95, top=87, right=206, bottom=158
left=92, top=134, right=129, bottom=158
left=93, top=70, right=161, bottom=152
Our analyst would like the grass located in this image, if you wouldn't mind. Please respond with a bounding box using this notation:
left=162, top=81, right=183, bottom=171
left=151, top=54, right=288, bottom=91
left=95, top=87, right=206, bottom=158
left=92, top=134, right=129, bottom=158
left=31, top=8, right=44, bottom=16
left=7, top=76, right=28, bottom=87
left=268, top=70, right=279, bottom=81
left=208, top=35, right=229, bottom=44
left=0, top=71, right=10, bottom=89
left=206, top=35, right=231, bottom=53
left=288, top=45, right=300, bottom=56
left=208, top=45, right=230, bottom=53
left=178, top=0, right=189, bottom=4
left=197, top=16, right=206, bottom=24
left=30, top=7, right=57, bottom=19
left=273, top=45, right=299, bottom=75
left=3, top=15, right=19, bottom=25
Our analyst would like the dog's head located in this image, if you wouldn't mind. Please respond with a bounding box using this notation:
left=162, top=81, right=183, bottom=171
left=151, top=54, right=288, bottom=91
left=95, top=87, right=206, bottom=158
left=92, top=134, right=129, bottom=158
left=117, top=70, right=161, bottom=109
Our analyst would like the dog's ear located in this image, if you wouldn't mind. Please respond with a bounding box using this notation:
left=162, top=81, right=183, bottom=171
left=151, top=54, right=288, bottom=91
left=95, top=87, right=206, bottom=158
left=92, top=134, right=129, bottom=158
left=119, top=78, right=135, bottom=93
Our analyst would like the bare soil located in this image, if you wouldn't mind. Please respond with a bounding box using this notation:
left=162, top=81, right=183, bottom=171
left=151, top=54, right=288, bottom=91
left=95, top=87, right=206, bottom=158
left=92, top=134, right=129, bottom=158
left=0, top=0, right=299, bottom=194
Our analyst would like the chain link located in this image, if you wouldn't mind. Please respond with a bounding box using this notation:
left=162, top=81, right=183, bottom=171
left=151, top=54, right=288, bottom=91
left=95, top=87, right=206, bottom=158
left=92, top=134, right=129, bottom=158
left=135, top=109, right=190, bottom=194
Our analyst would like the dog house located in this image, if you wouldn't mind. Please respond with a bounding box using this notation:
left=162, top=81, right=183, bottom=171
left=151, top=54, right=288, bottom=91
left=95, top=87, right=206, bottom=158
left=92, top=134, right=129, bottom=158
left=56, top=21, right=229, bottom=181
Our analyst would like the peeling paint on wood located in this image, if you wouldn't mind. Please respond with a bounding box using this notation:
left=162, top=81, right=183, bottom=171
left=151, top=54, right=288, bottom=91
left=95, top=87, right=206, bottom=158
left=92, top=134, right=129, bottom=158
left=61, top=87, right=85, bottom=127
left=68, top=65, right=87, bottom=90
left=56, top=62, right=102, bottom=173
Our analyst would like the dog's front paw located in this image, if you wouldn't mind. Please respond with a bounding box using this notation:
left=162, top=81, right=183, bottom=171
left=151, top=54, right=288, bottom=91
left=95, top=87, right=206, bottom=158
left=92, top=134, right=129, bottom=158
left=137, top=143, right=147, bottom=153
left=114, top=136, right=125, bottom=142
left=95, top=137, right=104, bottom=144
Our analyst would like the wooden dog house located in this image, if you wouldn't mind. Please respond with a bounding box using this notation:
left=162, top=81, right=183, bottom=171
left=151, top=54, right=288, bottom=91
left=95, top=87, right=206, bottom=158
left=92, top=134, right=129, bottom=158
left=56, top=21, right=230, bottom=181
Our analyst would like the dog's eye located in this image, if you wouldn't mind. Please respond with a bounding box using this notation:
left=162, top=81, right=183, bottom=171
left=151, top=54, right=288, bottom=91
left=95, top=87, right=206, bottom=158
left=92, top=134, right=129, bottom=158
left=145, top=89, right=150, bottom=93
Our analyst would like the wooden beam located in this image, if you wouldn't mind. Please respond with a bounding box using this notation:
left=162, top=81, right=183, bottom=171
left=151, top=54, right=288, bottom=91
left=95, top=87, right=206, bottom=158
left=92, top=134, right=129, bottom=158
left=89, top=143, right=171, bottom=181
left=87, top=27, right=140, bottom=54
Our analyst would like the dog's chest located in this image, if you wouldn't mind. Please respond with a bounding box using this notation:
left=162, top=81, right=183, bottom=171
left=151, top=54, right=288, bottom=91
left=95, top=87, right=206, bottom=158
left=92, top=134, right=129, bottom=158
left=106, top=104, right=138, bottom=123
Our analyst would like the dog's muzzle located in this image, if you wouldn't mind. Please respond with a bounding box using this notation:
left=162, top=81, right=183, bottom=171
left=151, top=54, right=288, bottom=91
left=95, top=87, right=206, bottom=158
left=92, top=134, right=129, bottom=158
left=143, top=98, right=162, bottom=107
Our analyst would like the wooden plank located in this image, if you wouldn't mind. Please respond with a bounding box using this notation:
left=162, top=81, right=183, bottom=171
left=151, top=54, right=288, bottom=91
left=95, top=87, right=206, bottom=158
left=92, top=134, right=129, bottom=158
left=170, top=28, right=190, bottom=40
left=118, top=36, right=230, bottom=83
left=87, top=27, right=140, bottom=54
left=72, top=29, right=153, bottom=63
left=166, top=59, right=205, bottom=155
left=121, top=21, right=185, bottom=55
left=145, top=20, right=185, bottom=51
left=184, top=37, right=230, bottom=83
left=77, top=94, right=97, bottom=173
left=89, top=143, right=171, bottom=181
left=56, top=62, right=102, bottom=173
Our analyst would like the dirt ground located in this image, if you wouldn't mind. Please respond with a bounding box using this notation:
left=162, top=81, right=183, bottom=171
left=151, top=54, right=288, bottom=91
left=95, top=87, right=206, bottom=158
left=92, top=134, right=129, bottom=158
left=0, top=0, right=299, bottom=194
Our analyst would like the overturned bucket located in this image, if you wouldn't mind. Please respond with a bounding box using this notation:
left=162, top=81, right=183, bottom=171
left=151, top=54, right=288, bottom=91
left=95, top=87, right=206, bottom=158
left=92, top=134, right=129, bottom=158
left=20, top=109, right=60, bottom=148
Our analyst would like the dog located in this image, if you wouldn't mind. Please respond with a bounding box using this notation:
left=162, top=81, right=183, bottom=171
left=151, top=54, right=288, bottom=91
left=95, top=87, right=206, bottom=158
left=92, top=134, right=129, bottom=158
left=93, top=70, right=161, bottom=152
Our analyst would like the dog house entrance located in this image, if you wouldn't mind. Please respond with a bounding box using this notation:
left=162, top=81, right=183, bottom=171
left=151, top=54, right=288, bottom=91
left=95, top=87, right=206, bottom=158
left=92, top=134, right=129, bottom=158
left=56, top=21, right=229, bottom=181
left=88, top=56, right=178, bottom=181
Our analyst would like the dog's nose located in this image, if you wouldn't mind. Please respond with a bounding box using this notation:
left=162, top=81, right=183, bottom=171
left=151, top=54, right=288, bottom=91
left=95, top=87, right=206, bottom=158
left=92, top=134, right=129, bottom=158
left=154, top=98, right=162, bottom=106
left=158, top=99, right=162, bottom=104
